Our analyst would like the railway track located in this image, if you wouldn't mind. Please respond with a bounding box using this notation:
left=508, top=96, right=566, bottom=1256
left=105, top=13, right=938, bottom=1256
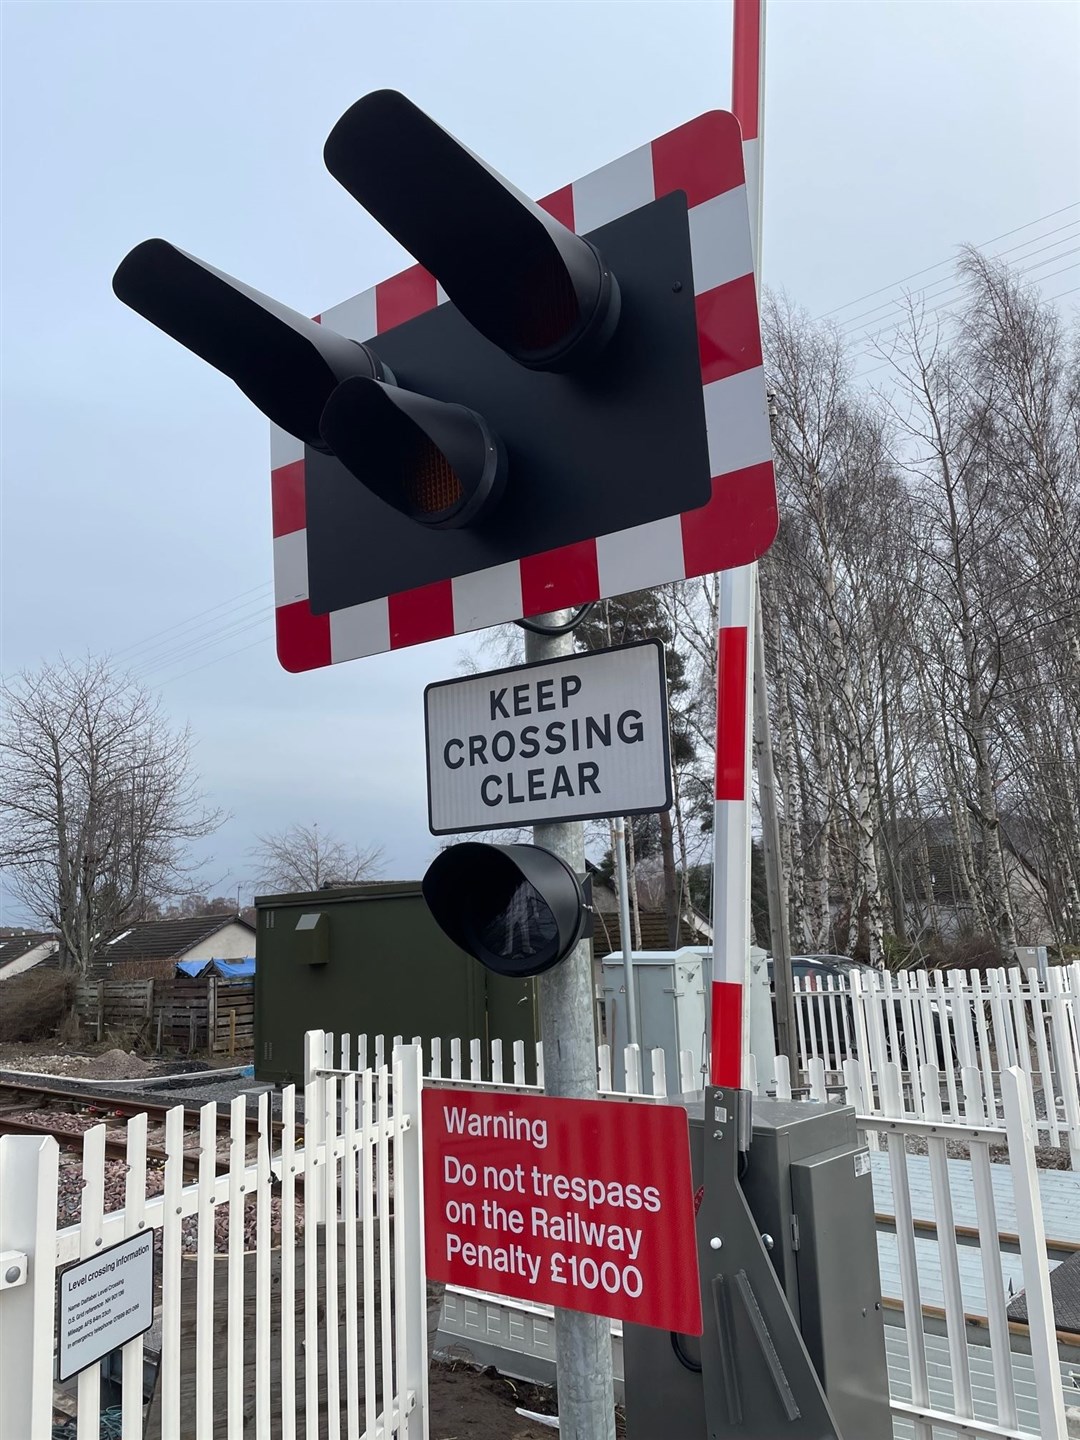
left=0, top=1074, right=286, bottom=1176
left=0, top=1109, right=180, bottom=1168
left=0, top=1073, right=283, bottom=1124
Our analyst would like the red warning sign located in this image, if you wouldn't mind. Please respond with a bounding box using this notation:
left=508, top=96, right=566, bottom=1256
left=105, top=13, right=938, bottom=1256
left=422, top=1088, right=702, bottom=1335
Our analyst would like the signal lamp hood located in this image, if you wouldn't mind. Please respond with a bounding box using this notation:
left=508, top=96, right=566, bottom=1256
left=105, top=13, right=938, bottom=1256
left=423, top=842, right=587, bottom=978
left=112, top=239, right=389, bottom=449
left=320, top=377, right=507, bottom=529
left=323, top=90, right=620, bottom=372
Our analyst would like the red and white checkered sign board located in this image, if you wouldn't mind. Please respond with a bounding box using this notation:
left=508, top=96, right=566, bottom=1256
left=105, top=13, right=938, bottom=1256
left=271, top=110, right=777, bottom=671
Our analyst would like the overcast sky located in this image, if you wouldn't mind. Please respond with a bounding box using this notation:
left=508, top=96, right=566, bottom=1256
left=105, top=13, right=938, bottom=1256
left=1, top=0, right=1077, bottom=922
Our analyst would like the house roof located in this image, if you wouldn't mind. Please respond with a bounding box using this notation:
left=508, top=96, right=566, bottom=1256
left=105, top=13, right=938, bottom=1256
left=99, top=915, right=254, bottom=965
left=590, top=907, right=709, bottom=957
left=0, top=932, right=58, bottom=972
left=1008, top=1248, right=1080, bottom=1334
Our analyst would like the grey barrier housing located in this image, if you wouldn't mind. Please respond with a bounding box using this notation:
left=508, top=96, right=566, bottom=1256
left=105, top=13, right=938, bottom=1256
left=622, top=1091, right=891, bottom=1439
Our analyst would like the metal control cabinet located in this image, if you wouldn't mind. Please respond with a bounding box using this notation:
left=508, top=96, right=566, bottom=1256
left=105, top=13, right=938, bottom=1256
left=623, top=1096, right=890, bottom=1439
left=600, top=946, right=772, bottom=1093
left=254, top=882, right=539, bottom=1085
left=790, top=1138, right=886, bottom=1429
left=600, top=949, right=711, bottom=1092
left=742, top=1103, right=889, bottom=1439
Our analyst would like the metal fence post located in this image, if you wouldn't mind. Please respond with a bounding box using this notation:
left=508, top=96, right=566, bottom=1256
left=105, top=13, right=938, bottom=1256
left=1047, top=967, right=1080, bottom=1169
left=612, top=815, right=640, bottom=1050
left=304, top=1028, right=327, bottom=1219
left=525, top=616, right=616, bottom=1440
left=0, top=1134, right=60, bottom=1440
left=1001, top=1066, right=1068, bottom=1438
left=394, top=1044, right=429, bottom=1438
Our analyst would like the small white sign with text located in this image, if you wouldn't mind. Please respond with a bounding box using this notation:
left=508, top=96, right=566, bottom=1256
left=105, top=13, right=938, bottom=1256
left=57, top=1230, right=155, bottom=1381
left=425, top=640, right=671, bottom=833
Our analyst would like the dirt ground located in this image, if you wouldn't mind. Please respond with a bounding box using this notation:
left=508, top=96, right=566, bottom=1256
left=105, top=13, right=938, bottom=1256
left=0, top=1039, right=213, bottom=1080
left=429, top=1361, right=625, bottom=1438
left=429, top=1363, right=559, bottom=1438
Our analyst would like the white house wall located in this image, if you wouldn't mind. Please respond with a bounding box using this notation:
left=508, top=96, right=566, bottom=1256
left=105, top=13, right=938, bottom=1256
left=177, top=923, right=255, bottom=962
left=0, top=941, right=59, bottom=980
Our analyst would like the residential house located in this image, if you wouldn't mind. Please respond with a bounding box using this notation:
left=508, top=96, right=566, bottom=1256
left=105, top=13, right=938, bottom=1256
left=0, top=931, right=59, bottom=980
left=588, top=863, right=712, bottom=960
left=91, top=915, right=256, bottom=977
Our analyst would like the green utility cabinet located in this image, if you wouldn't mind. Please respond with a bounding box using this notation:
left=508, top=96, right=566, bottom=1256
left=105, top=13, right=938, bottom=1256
left=254, top=881, right=539, bottom=1086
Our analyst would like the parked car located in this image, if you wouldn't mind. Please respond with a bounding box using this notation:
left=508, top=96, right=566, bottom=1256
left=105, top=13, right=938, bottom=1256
left=767, top=954, right=871, bottom=1062
left=770, top=954, right=962, bottom=1069
left=767, top=952, right=876, bottom=992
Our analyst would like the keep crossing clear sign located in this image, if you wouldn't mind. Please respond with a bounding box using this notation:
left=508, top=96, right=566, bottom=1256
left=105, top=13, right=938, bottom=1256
left=424, top=639, right=671, bottom=834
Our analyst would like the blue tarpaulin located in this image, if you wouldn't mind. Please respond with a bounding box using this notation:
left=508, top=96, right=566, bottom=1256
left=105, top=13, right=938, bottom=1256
left=175, top=959, right=208, bottom=978
left=175, top=956, right=255, bottom=979
left=211, top=956, right=254, bottom=979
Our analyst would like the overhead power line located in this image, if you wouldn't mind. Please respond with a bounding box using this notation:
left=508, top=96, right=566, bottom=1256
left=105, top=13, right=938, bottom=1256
left=851, top=262, right=1080, bottom=384
left=147, top=634, right=273, bottom=688
left=816, top=201, right=1080, bottom=319
left=847, top=251, right=1080, bottom=355
left=135, top=611, right=274, bottom=682
left=112, top=581, right=272, bottom=663
left=832, top=221, right=1080, bottom=336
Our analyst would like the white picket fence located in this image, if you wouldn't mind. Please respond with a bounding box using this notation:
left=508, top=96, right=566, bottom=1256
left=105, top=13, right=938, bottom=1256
left=792, top=964, right=1080, bottom=1167
left=325, top=1029, right=1069, bottom=1439
left=315, top=1029, right=703, bottom=1098
left=849, top=1058, right=1067, bottom=1439
left=0, top=1040, right=428, bottom=1440
left=2, top=1024, right=1070, bottom=1439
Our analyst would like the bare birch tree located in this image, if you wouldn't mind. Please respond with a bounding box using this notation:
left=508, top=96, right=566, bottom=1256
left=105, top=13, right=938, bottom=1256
left=759, top=248, right=1078, bottom=963
left=955, top=248, right=1080, bottom=943
left=760, top=294, right=921, bottom=965
left=883, top=295, right=1032, bottom=958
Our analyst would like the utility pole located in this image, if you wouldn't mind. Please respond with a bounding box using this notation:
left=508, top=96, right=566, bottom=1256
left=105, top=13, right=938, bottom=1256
left=612, top=815, right=641, bottom=1050
left=753, top=579, right=798, bottom=1072
left=523, top=610, right=616, bottom=1440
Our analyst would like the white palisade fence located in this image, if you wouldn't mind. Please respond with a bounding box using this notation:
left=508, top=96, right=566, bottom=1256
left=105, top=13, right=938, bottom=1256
left=792, top=964, right=1080, bottom=1167
left=327, top=1031, right=1069, bottom=1439
left=318, top=1029, right=702, bottom=1100
left=846, top=1059, right=1067, bottom=1439
left=3, top=1023, right=1069, bottom=1440
left=0, top=1039, right=428, bottom=1440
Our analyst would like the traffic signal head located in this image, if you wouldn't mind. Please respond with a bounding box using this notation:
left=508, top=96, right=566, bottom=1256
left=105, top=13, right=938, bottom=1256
left=113, top=97, right=778, bottom=670
left=422, top=843, right=587, bottom=978
left=320, top=379, right=507, bottom=529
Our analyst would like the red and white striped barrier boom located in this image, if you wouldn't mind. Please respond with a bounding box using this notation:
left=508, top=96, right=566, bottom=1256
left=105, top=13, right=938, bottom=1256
left=710, top=0, right=767, bottom=1090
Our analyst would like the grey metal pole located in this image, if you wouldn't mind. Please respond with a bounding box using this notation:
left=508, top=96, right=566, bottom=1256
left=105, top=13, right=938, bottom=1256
left=524, top=612, right=616, bottom=1440
left=752, top=581, right=798, bottom=1075
left=612, top=815, right=641, bottom=1050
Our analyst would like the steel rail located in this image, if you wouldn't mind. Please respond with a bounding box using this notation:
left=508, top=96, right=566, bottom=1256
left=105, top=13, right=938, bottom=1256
left=0, top=1111, right=193, bottom=1172
left=0, top=1075, right=282, bottom=1134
